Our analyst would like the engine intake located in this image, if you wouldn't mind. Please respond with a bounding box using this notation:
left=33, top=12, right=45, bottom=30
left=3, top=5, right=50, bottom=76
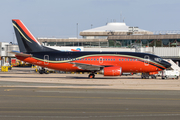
left=100, top=66, right=122, bottom=76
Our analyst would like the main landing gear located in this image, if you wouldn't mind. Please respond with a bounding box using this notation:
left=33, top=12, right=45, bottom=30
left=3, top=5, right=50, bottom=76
left=141, top=73, right=157, bottom=79
left=88, top=73, right=95, bottom=79
left=38, top=67, right=49, bottom=74
left=141, top=73, right=149, bottom=79
left=150, top=75, right=156, bottom=79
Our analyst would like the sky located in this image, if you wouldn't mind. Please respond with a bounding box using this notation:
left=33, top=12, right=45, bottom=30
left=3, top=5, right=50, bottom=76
left=1, top=0, right=180, bottom=43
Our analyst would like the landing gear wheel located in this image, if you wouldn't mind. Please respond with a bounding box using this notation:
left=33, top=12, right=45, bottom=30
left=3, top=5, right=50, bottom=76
left=151, top=75, right=156, bottom=79
left=45, top=70, right=49, bottom=74
left=88, top=74, right=95, bottom=79
left=39, top=70, right=44, bottom=74
left=141, top=73, right=150, bottom=79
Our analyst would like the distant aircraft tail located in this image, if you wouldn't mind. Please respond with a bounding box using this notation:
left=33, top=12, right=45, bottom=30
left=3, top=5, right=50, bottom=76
left=12, top=19, right=54, bottom=53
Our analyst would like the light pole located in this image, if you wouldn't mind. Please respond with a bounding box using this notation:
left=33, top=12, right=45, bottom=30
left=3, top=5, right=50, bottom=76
left=77, top=23, right=78, bottom=38
left=77, top=23, right=79, bottom=46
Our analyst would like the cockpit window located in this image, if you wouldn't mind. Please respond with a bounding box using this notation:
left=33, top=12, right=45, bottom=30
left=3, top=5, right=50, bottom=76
left=154, top=58, right=162, bottom=62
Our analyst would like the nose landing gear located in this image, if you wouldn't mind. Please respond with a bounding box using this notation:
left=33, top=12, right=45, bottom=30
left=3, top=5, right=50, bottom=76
left=141, top=73, right=157, bottom=79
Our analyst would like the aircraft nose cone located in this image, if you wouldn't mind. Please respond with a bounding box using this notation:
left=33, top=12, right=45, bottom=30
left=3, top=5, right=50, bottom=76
left=162, top=60, right=171, bottom=68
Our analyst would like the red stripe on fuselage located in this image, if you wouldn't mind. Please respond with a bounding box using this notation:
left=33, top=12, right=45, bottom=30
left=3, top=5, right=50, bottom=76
left=16, top=55, right=164, bottom=73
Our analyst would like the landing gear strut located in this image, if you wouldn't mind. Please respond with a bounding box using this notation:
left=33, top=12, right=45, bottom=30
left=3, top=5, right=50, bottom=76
left=141, top=73, right=157, bottom=79
left=141, top=73, right=149, bottom=79
left=150, top=75, right=156, bottom=79
left=88, top=74, right=95, bottom=79
left=38, top=67, right=49, bottom=74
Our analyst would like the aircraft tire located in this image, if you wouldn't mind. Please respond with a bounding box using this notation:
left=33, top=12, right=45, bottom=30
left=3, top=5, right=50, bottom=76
left=88, top=74, right=95, bottom=79
left=151, top=75, right=156, bottom=79
left=45, top=70, right=49, bottom=74
left=39, top=70, right=44, bottom=74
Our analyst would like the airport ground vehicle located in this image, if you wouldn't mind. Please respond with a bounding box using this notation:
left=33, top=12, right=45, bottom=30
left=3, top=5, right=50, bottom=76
left=11, top=19, right=171, bottom=79
left=162, top=70, right=179, bottom=79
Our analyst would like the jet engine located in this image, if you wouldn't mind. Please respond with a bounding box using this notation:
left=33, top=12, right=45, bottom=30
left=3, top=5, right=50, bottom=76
left=100, top=66, right=122, bottom=76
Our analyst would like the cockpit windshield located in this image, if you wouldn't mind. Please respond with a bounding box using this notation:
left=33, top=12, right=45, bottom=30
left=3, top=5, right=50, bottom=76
left=154, top=57, right=162, bottom=62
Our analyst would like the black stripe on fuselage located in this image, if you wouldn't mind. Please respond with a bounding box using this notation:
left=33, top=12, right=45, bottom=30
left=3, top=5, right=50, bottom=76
left=137, top=59, right=165, bottom=70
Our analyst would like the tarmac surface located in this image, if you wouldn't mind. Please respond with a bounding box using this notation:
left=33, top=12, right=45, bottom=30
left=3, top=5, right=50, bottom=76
left=0, top=67, right=180, bottom=120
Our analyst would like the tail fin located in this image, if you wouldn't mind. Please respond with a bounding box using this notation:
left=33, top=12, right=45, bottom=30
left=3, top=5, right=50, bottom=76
left=12, top=19, right=43, bottom=53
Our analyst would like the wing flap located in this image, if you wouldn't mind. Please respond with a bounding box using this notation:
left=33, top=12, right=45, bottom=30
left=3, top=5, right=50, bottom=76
left=70, top=62, right=103, bottom=71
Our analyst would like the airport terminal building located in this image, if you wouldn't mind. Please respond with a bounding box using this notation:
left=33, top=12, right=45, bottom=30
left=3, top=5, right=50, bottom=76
left=37, top=22, right=180, bottom=48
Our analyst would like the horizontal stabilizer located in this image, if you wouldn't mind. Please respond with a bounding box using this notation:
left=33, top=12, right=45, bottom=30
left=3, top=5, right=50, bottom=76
left=10, top=51, right=32, bottom=57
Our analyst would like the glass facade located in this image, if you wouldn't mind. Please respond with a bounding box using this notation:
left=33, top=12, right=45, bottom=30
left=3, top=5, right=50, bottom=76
left=108, top=39, right=180, bottom=47
left=43, top=41, right=108, bottom=47
left=42, top=39, right=180, bottom=48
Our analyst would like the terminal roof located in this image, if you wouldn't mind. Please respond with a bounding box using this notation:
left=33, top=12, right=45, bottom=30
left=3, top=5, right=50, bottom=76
left=82, top=22, right=148, bottom=32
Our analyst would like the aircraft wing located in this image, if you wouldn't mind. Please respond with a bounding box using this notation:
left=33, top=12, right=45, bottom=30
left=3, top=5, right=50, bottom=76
left=10, top=51, right=32, bottom=57
left=69, top=62, right=104, bottom=71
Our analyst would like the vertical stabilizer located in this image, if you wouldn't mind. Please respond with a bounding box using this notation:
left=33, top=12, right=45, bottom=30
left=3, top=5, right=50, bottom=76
left=12, top=19, right=43, bottom=53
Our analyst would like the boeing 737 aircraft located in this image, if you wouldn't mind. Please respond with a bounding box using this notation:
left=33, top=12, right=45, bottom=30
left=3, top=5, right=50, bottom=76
left=12, top=19, right=171, bottom=79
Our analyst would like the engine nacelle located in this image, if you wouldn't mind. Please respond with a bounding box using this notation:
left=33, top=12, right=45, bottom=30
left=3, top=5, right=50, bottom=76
left=100, top=67, right=122, bottom=76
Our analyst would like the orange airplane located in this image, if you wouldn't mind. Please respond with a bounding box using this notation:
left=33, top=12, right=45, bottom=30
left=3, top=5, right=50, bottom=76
left=12, top=19, right=171, bottom=79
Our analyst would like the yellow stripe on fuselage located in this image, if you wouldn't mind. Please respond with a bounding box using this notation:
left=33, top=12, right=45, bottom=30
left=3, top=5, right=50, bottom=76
left=13, top=23, right=32, bottom=43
